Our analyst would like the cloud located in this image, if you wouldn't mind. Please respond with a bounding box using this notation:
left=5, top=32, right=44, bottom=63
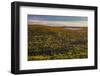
left=28, top=20, right=87, bottom=27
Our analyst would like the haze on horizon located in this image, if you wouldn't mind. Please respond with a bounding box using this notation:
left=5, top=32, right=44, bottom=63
left=28, top=15, right=88, bottom=27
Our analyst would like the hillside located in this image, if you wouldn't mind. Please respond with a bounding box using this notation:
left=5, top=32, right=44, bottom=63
left=28, top=24, right=88, bottom=61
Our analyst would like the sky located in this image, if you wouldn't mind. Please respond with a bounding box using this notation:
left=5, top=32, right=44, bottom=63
left=28, top=15, right=87, bottom=22
left=28, top=15, right=88, bottom=27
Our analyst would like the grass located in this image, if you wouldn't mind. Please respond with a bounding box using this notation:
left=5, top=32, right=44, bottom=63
left=28, top=24, right=88, bottom=61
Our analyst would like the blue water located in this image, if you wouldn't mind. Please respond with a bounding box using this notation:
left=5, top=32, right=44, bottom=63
left=64, top=27, right=81, bottom=30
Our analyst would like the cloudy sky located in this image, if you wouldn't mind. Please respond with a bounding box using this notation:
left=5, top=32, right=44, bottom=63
left=28, top=15, right=88, bottom=27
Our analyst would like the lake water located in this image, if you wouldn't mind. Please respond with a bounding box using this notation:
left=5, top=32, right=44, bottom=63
left=64, top=27, right=81, bottom=30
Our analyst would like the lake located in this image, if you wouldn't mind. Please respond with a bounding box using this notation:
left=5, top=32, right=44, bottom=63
left=64, top=27, right=81, bottom=30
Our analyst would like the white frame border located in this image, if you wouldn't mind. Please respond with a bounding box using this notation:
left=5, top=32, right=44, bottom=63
left=20, top=6, right=95, bottom=70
